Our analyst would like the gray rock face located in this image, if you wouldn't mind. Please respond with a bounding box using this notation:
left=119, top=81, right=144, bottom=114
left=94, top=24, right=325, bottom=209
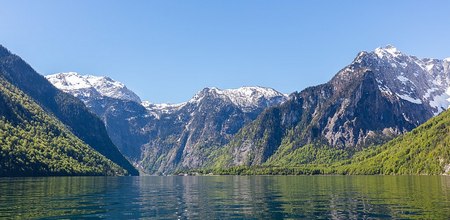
left=142, top=87, right=287, bottom=173
left=223, top=46, right=450, bottom=166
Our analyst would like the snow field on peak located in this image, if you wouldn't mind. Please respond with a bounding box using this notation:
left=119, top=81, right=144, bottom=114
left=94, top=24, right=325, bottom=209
left=48, top=73, right=287, bottom=117
left=368, top=46, right=450, bottom=114
left=188, top=86, right=287, bottom=109
left=46, top=72, right=141, bottom=103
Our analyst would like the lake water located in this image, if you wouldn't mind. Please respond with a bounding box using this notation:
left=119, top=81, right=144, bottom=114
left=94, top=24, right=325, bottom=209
left=1, top=176, right=450, bottom=219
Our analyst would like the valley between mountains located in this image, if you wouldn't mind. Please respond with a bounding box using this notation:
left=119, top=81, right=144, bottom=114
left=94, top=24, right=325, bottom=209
left=1, top=44, right=450, bottom=176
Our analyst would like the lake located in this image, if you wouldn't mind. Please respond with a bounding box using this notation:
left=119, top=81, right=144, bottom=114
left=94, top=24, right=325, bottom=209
left=1, top=176, right=450, bottom=219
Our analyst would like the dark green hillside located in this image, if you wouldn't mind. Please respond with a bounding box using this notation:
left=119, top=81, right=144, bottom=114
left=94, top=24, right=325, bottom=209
left=339, top=109, right=450, bottom=175
left=0, top=45, right=138, bottom=175
left=0, top=77, right=128, bottom=176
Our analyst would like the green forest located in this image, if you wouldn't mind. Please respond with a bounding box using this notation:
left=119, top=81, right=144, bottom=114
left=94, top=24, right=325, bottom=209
left=0, top=76, right=128, bottom=176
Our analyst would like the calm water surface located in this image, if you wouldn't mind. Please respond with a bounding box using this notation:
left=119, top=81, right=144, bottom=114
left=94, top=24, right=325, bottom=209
left=1, top=176, right=450, bottom=219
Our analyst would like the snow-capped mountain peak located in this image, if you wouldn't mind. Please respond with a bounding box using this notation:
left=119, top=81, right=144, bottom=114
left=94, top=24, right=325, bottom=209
left=348, top=45, right=450, bottom=116
left=374, top=45, right=402, bottom=59
left=188, top=86, right=288, bottom=111
left=46, top=72, right=141, bottom=103
left=47, top=73, right=287, bottom=116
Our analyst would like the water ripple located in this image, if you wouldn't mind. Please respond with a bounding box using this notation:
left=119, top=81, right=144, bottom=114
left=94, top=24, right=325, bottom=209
left=0, top=176, right=450, bottom=219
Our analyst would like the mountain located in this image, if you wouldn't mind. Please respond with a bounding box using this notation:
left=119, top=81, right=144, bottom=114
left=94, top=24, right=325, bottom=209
left=46, top=72, right=141, bottom=103
left=47, top=73, right=287, bottom=174
left=0, top=45, right=138, bottom=176
left=214, top=45, right=450, bottom=167
left=0, top=72, right=128, bottom=176
left=191, top=105, right=450, bottom=175
left=140, top=86, right=287, bottom=174
left=47, top=45, right=450, bottom=175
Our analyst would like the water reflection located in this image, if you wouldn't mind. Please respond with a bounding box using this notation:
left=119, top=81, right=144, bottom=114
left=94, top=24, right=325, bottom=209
left=0, top=176, right=449, bottom=219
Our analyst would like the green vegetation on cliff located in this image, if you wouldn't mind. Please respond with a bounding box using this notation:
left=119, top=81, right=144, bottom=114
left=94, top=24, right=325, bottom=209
left=0, top=76, right=128, bottom=176
left=196, top=108, right=450, bottom=176
left=0, top=45, right=138, bottom=175
left=339, top=108, right=450, bottom=175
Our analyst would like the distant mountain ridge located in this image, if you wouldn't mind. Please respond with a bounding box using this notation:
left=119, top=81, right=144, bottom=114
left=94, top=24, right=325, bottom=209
left=47, top=72, right=288, bottom=174
left=47, top=72, right=288, bottom=114
left=4, top=43, right=449, bottom=176
left=47, top=45, right=450, bottom=174
left=187, top=86, right=288, bottom=112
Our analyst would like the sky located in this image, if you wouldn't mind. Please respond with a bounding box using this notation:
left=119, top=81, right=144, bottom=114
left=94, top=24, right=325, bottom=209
left=1, top=1, right=450, bottom=103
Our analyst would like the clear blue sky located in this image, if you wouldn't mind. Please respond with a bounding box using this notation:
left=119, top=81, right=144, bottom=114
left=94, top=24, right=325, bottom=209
left=1, top=1, right=449, bottom=103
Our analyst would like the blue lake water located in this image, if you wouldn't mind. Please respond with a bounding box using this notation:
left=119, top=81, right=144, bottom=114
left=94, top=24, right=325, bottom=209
left=1, top=176, right=450, bottom=219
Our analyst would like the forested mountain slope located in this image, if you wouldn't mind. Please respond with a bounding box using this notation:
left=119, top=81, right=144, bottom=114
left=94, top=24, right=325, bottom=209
left=341, top=108, right=450, bottom=175
left=0, top=45, right=138, bottom=175
left=0, top=76, right=127, bottom=176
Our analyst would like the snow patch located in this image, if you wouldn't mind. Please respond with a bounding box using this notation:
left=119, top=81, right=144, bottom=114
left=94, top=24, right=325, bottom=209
left=397, top=75, right=412, bottom=84
left=376, top=79, right=394, bottom=96
left=424, top=88, right=439, bottom=99
left=426, top=63, right=435, bottom=72
left=374, top=45, right=401, bottom=59
left=396, top=93, right=422, bottom=104
left=402, top=113, right=411, bottom=122
left=142, top=101, right=186, bottom=115
left=429, top=88, right=450, bottom=115
left=399, top=62, right=408, bottom=68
